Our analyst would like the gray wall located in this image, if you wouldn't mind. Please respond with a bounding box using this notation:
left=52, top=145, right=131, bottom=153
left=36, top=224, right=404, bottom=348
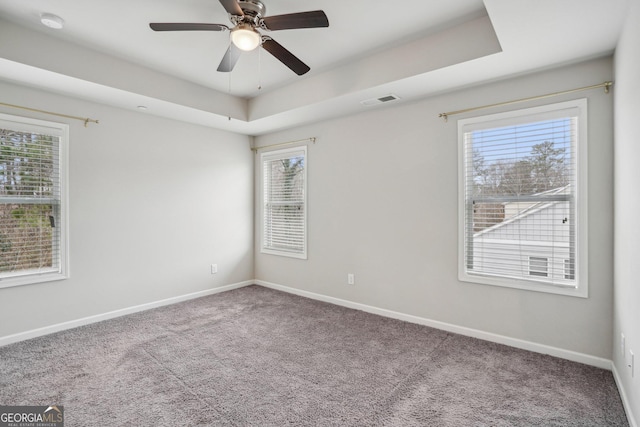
left=0, top=81, right=254, bottom=338
left=254, top=56, right=614, bottom=360
left=614, top=0, right=640, bottom=422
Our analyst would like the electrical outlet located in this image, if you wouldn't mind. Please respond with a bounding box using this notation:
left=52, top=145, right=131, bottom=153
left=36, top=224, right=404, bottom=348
left=347, top=273, right=355, bottom=285
left=630, top=350, right=635, bottom=378
left=211, top=264, right=218, bottom=274
left=621, top=333, right=626, bottom=357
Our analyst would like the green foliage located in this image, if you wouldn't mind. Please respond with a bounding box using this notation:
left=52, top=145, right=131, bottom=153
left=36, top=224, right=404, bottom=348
left=0, top=234, right=11, bottom=253
left=11, top=207, right=25, bottom=219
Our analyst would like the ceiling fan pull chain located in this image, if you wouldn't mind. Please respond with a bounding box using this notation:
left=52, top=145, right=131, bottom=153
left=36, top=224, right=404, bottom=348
left=258, top=44, right=262, bottom=91
left=228, top=36, right=232, bottom=121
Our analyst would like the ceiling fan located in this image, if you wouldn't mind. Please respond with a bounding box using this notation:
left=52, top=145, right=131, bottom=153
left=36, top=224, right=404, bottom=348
left=149, top=0, right=329, bottom=76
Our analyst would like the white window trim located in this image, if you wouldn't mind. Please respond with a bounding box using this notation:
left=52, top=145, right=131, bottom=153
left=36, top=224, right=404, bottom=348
left=457, top=99, right=588, bottom=298
left=260, top=146, right=308, bottom=260
left=0, top=113, right=69, bottom=289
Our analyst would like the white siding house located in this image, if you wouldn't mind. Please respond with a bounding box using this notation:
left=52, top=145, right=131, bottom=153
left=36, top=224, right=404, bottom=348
left=471, top=186, right=574, bottom=284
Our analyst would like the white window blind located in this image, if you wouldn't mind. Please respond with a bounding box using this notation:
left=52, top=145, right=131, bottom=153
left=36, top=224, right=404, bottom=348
left=261, top=146, right=307, bottom=259
left=458, top=99, right=587, bottom=297
left=529, top=256, right=548, bottom=277
left=0, top=114, right=68, bottom=288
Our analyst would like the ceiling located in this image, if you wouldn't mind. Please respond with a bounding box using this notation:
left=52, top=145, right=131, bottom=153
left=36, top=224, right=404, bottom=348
left=0, top=0, right=630, bottom=135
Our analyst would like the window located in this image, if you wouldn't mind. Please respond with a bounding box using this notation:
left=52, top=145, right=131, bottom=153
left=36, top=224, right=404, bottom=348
left=458, top=99, right=587, bottom=297
left=0, top=114, right=68, bottom=288
left=261, top=146, right=307, bottom=259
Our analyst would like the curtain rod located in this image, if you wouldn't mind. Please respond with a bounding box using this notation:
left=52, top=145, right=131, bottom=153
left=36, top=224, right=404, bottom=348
left=251, top=137, right=316, bottom=153
left=0, top=102, right=99, bottom=127
left=438, top=81, right=613, bottom=122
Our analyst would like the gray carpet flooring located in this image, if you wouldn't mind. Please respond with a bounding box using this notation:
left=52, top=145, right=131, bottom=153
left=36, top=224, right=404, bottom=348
left=0, top=285, right=629, bottom=426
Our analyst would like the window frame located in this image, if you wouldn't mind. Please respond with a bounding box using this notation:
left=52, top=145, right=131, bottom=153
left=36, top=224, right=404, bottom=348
left=0, top=113, right=69, bottom=289
left=457, top=99, right=588, bottom=298
left=260, top=146, right=308, bottom=260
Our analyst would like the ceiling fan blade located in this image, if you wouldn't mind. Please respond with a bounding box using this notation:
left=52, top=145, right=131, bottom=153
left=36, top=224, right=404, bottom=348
left=261, top=10, right=329, bottom=31
left=219, top=0, right=244, bottom=16
left=262, top=37, right=310, bottom=75
left=150, top=23, right=229, bottom=31
left=217, top=44, right=243, bottom=72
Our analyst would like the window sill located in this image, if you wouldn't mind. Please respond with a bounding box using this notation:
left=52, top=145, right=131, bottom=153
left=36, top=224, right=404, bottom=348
left=0, top=272, right=68, bottom=289
left=459, top=271, right=587, bottom=298
left=261, top=248, right=307, bottom=260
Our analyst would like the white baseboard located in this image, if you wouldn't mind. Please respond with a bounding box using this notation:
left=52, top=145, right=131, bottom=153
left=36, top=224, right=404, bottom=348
left=3, top=278, right=613, bottom=371
left=255, top=280, right=612, bottom=370
left=0, top=279, right=615, bottom=372
left=0, top=280, right=253, bottom=347
left=612, top=363, right=638, bottom=427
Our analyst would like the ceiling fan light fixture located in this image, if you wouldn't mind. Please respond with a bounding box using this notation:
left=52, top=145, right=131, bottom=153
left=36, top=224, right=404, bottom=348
left=231, top=24, right=261, bottom=51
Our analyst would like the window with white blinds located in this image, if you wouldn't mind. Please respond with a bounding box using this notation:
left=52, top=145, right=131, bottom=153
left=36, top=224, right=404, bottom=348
left=0, top=113, right=68, bottom=288
left=458, top=99, right=587, bottom=297
left=261, top=146, right=307, bottom=259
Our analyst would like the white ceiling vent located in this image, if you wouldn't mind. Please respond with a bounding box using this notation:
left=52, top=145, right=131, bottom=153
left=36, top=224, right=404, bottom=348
left=360, top=94, right=401, bottom=106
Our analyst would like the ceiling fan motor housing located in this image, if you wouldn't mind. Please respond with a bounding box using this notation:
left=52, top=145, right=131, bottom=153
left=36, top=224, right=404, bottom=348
left=233, top=0, right=266, bottom=25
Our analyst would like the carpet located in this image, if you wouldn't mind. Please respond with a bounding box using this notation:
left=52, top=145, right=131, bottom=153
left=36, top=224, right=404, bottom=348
left=0, top=285, right=629, bottom=426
